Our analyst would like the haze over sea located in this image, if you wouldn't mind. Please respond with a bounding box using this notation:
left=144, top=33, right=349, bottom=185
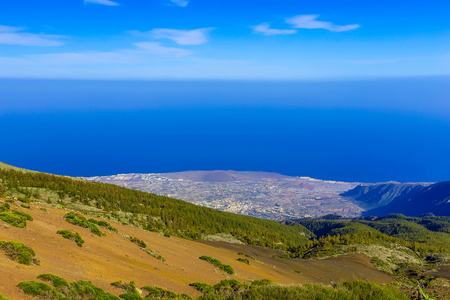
left=0, top=77, right=449, bottom=183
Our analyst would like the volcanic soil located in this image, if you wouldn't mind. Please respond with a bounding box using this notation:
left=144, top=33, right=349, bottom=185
left=1, top=200, right=394, bottom=299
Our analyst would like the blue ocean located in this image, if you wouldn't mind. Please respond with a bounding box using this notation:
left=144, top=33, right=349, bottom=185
left=1, top=77, right=449, bottom=183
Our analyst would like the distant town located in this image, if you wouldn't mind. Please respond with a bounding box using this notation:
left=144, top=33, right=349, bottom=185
left=88, top=170, right=363, bottom=220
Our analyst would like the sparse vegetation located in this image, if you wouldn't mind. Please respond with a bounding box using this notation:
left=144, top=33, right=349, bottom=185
left=21, top=203, right=31, bottom=209
left=199, top=255, right=234, bottom=275
left=141, top=248, right=166, bottom=262
left=57, top=230, right=85, bottom=247
left=0, top=241, right=40, bottom=265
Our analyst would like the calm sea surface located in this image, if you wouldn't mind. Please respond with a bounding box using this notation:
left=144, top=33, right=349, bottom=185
left=1, top=78, right=449, bottom=183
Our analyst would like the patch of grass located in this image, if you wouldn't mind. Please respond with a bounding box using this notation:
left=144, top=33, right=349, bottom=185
left=236, top=258, right=250, bottom=265
left=293, top=270, right=302, bottom=274
left=199, top=256, right=234, bottom=275
left=20, top=203, right=31, bottom=209
left=57, top=230, right=85, bottom=247
left=130, top=236, right=147, bottom=248
left=40, top=207, right=47, bottom=212
left=0, top=241, right=39, bottom=265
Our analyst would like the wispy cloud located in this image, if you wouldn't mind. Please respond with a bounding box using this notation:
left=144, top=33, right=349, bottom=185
left=0, top=25, right=65, bottom=46
left=0, top=42, right=192, bottom=67
left=84, top=0, right=119, bottom=6
left=286, top=15, right=360, bottom=32
left=169, top=0, right=189, bottom=7
left=151, top=28, right=214, bottom=45
left=252, top=23, right=297, bottom=36
left=134, top=42, right=192, bottom=57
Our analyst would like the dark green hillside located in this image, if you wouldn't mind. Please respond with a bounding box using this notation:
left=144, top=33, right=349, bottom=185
left=0, top=164, right=308, bottom=250
left=291, top=214, right=450, bottom=259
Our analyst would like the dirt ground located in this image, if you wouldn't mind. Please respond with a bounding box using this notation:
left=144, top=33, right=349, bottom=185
left=1, top=200, right=395, bottom=299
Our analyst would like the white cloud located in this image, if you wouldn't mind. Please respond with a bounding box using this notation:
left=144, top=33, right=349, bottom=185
left=169, top=0, right=189, bottom=7
left=84, top=0, right=119, bottom=6
left=0, top=25, right=65, bottom=46
left=0, top=25, right=24, bottom=32
left=134, top=42, right=192, bottom=57
left=286, top=15, right=360, bottom=32
left=151, top=28, right=214, bottom=45
left=252, top=23, right=297, bottom=36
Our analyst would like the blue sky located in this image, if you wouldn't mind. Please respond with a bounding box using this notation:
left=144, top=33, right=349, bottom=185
left=0, top=0, right=449, bottom=79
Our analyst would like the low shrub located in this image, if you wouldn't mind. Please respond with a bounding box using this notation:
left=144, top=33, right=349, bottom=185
left=0, top=209, right=33, bottom=228
left=57, top=230, right=85, bottom=247
left=0, top=202, right=10, bottom=212
left=20, top=204, right=31, bottom=209
left=88, top=219, right=118, bottom=232
left=0, top=293, right=11, bottom=300
left=130, top=237, right=147, bottom=248
left=17, top=281, right=54, bottom=297
left=19, top=275, right=120, bottom=300
left=64, top=212, right=104, bottom=237
left=199, top=256, right=234, bottom=275
left=12, top=209, right=33, bottom=221
left=37, top=273, right=69, bottom=288
left=141, top=248, right=166, bottom=262
left=191, top=279, right=409, bottom=300
left=142, top=286, right=176, bottom=298
left=0, top=241, right=40, bottom=265
left=236, top=258, right=250, bottom=265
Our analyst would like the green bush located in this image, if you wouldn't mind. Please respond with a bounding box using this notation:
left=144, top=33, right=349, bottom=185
left=130, top=237, right=147, bottom=248
left=0, top=211, right=27, bottom=228
left=20, top=275, right=120, bottom=300
left=12, top=209, right=33, bottom=221
left=64, top=213, right=104, bottom=237
left=37, top=273, right=69, bottom=288
left=142, top=286, right=177, bottom=298
left=199, top=256, right=234, bottom=275
left=0, top=241, right=39, bottom=265
left=57, top=230, right=85, bottom=247
left=0, top=202, right=10, bottom=212
left=88, top=219, right=118, bottom=232
left=17, top=281, right=54, bottom=297
left=20, top=203, right=31, bottom=209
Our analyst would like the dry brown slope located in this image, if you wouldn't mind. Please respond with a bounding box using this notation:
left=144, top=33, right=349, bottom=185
left=0, top=200, right=394, bottom=299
